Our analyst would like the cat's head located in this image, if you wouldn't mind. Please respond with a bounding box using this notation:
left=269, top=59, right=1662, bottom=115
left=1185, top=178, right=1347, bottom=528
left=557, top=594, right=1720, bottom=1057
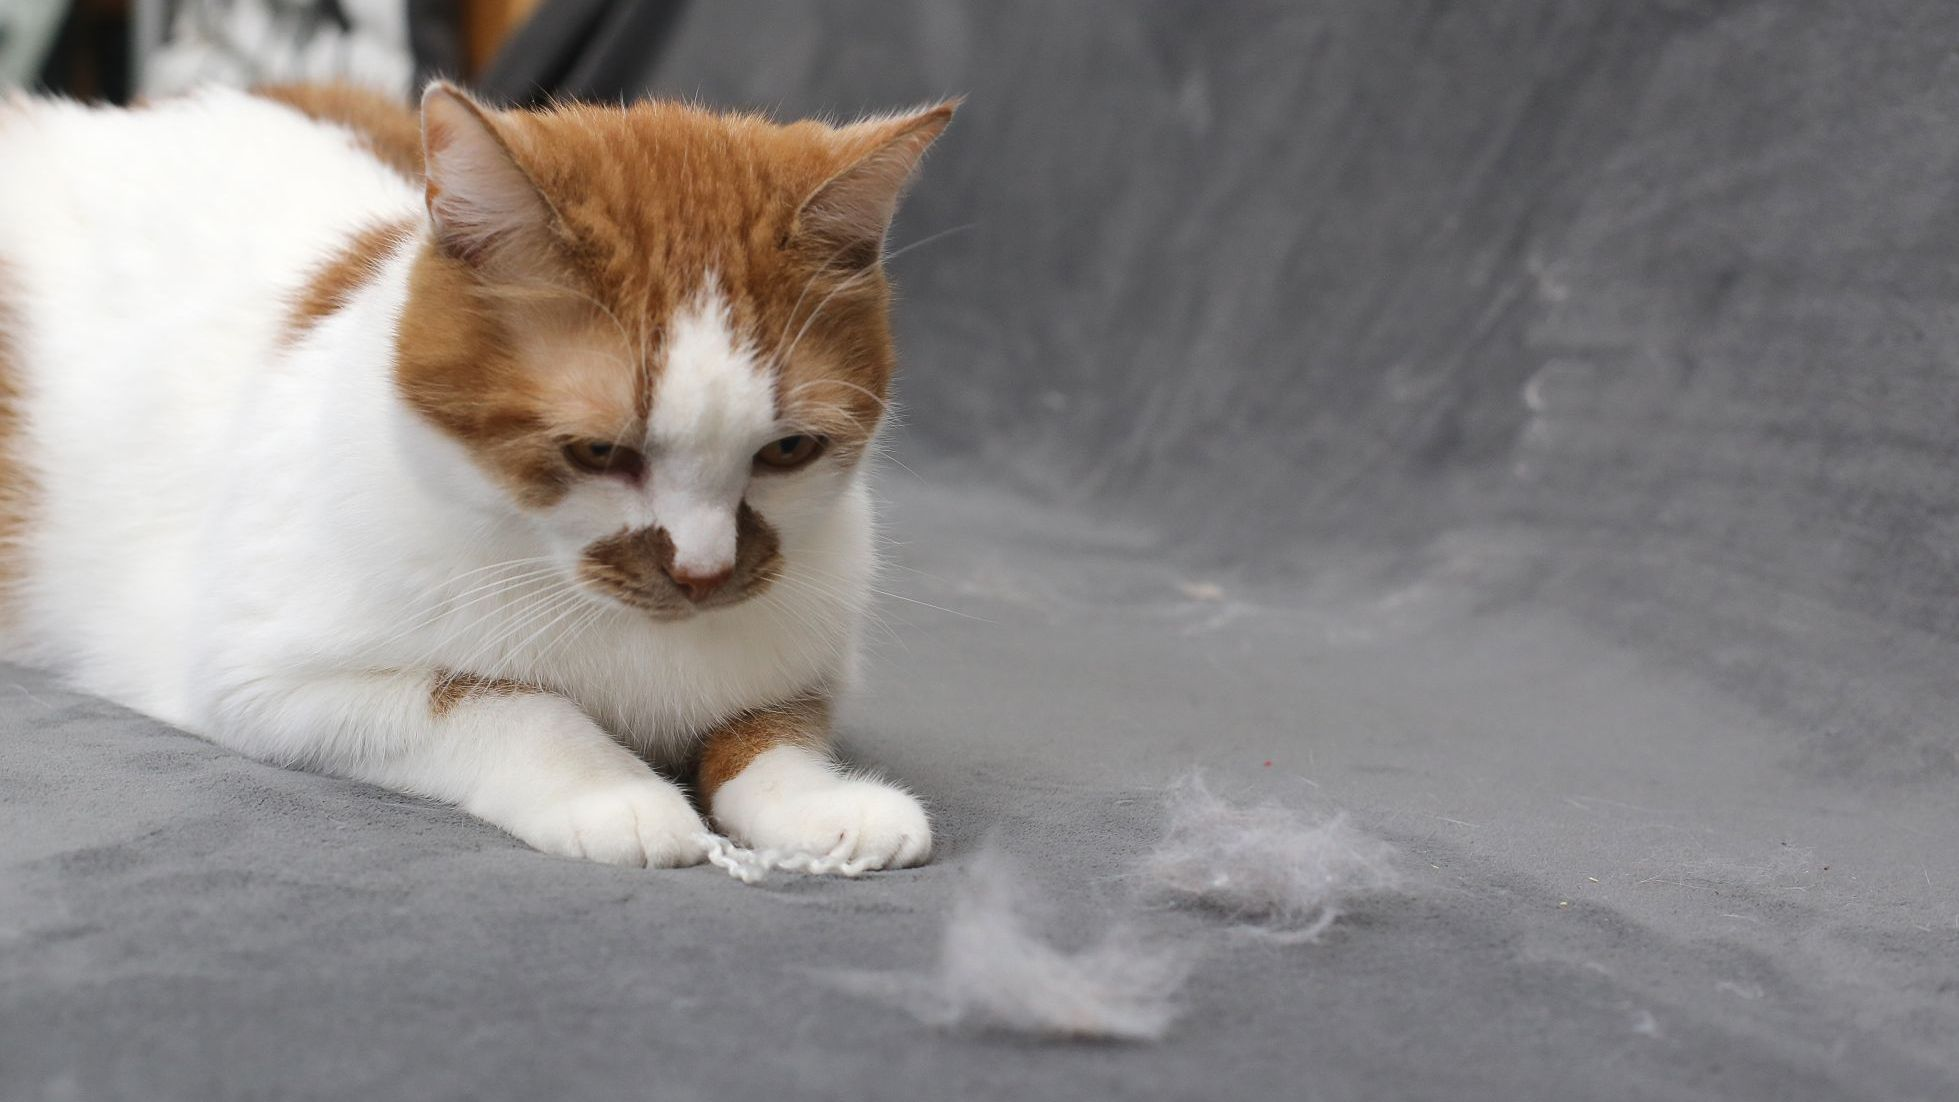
left=393, top=84, right=954, bottom=619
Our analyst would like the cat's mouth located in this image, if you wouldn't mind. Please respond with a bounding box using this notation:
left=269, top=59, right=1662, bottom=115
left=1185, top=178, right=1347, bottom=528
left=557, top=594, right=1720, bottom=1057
left=575, top=569, right=778, bottom=620
left=573, top=510, right=785, bottom=621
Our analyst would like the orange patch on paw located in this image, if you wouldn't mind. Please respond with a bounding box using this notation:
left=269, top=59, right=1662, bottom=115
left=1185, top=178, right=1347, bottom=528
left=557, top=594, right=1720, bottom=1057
left=695, top=695, right=830, bottom=800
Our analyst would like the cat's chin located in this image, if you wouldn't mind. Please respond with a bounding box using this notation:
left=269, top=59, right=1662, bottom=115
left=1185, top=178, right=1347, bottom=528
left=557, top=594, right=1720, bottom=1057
left=635, top=605, right=703, bottom=624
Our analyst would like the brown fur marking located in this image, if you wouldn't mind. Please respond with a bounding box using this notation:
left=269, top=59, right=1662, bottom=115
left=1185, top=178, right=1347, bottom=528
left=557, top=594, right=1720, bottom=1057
left=429, top=669, right=543, bottom=717
left=577, top=503, right=783, bottom=618
left=255, top=82, right=425, bottom=179
left=697, top=696, right=831, bottom=801
left=287, top=219, right=417, bottom=341
left=0, top=262, right=25, bottom=616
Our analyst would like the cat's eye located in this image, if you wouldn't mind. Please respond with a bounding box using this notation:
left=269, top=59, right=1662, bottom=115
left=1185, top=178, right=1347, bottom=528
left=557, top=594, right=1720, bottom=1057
left=754, top=434, right=826, bottom=471
left=562, top=439, right=644, bottom=477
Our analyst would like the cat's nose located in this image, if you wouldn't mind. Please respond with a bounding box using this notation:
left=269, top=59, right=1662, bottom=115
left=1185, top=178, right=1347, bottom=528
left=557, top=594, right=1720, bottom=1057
left=667, top=563, right=734, bottom=602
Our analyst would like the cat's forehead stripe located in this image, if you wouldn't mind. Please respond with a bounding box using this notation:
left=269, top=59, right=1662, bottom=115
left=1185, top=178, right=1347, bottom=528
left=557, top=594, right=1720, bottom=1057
left=649, top=280, right=777, bottom=449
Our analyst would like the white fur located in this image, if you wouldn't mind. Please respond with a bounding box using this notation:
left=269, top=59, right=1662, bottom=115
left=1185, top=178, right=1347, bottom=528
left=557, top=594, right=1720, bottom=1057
left=0, top=88, right=926, bottom=869
left=640, top=285, right=780, bottom=577
left=713, top=745, right=932, bottom=869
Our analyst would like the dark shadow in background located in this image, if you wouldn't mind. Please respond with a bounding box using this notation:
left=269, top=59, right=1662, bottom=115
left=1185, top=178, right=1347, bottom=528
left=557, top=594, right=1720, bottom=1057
left=479, top=0, right=686, bottom=107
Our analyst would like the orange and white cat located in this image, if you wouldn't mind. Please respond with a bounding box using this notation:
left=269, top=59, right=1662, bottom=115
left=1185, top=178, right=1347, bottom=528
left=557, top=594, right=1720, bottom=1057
left=0, top=82, right=954, bottom=869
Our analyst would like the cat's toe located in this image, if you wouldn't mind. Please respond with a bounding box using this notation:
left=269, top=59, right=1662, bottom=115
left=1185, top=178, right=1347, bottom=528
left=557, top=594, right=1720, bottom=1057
left=511, top=779, right=710, bottom=868
left=742, top=779, right=933, bottom=870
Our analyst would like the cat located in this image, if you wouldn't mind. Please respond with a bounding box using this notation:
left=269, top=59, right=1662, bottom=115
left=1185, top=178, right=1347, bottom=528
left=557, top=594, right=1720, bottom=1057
left=0, top=81, right=955, bottom=869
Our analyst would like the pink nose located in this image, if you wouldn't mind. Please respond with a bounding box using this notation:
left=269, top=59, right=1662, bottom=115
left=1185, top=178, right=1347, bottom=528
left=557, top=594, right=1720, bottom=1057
left=667, top=564, right=734, bottom=602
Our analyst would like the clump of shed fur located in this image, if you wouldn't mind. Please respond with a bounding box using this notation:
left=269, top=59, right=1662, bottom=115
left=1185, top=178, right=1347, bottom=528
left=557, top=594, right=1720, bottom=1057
left=825, top=847, right=1193, bottom=1042
left=1140, top=773, right=1402, bottom=940
left=828, top=774, right=1405, bottom=1041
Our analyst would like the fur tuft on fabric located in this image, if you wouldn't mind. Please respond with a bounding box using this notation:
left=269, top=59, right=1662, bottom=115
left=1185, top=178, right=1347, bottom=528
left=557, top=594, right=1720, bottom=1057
left=826, top=848, right=1193, bottom=1042
left=1140, top=774, right=1402, bottom=940
left=825, top=774, right=1406, bottom=1041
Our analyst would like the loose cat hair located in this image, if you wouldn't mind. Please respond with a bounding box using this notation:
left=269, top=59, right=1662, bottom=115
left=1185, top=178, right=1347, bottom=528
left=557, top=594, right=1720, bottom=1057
left=0, top=82, right=955, bottom=868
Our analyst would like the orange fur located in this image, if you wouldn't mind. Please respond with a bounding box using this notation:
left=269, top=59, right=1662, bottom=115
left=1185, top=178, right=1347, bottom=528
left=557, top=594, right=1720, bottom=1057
left=429, top=670, right=543, bottom=717
left=696, top=695, right=831, bottom=801
left=394, top=92, right=956, bottom=503
left=394, top=245, right=600, bottom=509
left=286, top=219, right=416, bottom=340
left=0, top=263, right=24, bottom=617
left=255, top=82, right=424, bottom=179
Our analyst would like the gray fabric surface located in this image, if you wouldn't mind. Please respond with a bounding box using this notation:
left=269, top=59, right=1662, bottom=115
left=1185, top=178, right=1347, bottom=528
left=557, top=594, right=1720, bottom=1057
left=6, top=1, right=1959, bottom=1098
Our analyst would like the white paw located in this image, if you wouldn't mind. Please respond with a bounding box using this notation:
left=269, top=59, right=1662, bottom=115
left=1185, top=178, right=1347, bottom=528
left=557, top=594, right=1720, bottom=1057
left=728, top=778, right=933, bottom=870
left=502, top=777, right=710, bottom=868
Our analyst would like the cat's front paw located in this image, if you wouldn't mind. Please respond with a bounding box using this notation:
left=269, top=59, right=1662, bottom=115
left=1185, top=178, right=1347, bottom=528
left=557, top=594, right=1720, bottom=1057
left=501, top=777, right=711, bottom=868
left=731, top=778, right=933, bottom=870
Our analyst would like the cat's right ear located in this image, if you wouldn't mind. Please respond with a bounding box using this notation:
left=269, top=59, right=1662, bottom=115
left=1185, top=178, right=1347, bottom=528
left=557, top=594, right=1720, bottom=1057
left=420, top=82, right=558, bottom=273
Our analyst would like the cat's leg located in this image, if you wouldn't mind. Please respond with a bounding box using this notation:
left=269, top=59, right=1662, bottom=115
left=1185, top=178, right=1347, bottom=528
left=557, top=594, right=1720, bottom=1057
left=700, top=696, right=932, bottom=869
left=212, top=670, right=709, bottom=867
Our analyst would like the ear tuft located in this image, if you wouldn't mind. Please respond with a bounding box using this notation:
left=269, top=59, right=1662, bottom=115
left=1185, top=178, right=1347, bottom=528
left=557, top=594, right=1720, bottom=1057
left=798, top=100, right=959, bottom=270
left=420, top=82, right=556, bottom=270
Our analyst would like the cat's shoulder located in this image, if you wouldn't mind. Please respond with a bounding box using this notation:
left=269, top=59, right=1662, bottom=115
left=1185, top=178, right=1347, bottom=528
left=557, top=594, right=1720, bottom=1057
left=252, top=83, right=422, bottom=181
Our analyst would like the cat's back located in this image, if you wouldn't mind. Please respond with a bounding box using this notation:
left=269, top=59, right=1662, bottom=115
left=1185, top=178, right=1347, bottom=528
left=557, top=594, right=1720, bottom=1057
left=0, top=87, right=420, bottom=420
left=0, top=86, right=420, bottom=329
left=0, top=86, right=421, bottom=706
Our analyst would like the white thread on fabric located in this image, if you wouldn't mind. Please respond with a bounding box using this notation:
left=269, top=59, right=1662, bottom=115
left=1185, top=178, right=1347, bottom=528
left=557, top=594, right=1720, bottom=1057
left=696, top=832, right=878, bottom=884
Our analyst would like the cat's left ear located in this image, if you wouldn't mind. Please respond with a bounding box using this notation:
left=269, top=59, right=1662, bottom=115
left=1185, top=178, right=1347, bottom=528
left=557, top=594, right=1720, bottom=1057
left=420, top=81, right=559, bottom=274
left=798, top=100, right=960, bottom=270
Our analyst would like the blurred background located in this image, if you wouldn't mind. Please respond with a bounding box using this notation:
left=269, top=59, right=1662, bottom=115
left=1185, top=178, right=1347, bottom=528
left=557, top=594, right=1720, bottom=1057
left=5, top=2, right=1959, bottom=1098
left=7, top=0, right=685, bottom=104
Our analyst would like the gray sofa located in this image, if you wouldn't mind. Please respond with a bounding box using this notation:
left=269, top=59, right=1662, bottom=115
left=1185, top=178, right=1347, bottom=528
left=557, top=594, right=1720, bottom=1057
left=5, top=2, right=1956, bottom=1098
